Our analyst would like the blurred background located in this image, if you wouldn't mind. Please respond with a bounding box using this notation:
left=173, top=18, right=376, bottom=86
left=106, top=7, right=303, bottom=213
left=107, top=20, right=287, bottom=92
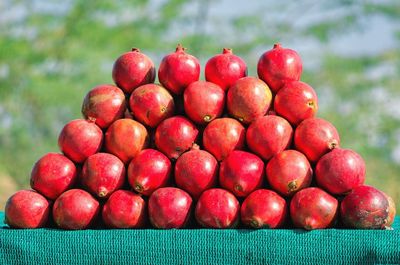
left=0, top=0, right=399, bottom=212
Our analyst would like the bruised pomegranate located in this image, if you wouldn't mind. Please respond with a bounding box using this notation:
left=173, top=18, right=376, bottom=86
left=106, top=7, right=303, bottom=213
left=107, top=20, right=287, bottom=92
left=385, top=194, right=396, bottom=227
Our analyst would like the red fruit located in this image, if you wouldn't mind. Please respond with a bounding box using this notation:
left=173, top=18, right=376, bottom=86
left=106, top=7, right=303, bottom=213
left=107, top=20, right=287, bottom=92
left=105, top=118, right=149, bottom=164
left=158, top=44, right=200, bottom=95
left=53, top=189, right=100, bottom=230
left=5, top=190, right=50, bottom=229
left=203, top=117, right=246, bottom=161
left=175, top=149, right=218, bottom=199
left=195, top=188, right=239, bottom=228
left=129, top=84, right=175, bottom=128
left=257, top=43, right=302, bottom=93
left=227, top=76, right=272, bottom=124
left=266, top=150, right=312, bottom=196
left=385, top=194, right=396, bottom=227
left=290, top=187, right=338, bottom=230
left=154, top=116, right=199, bottom=159
left=340, top=185, right=390, bottom=229
left=219, top=150, right=264, bottom=197
left=241, top=189, right=287, bottom=229
left=81, top=153, right=126, bottom=198
left=30, top=153, right=77, bottom=200
left=274, top=81, right=318, bottom=126
left=183, top=81, right=225, bottom=124
left=205, top=48, right=247, bottom=91
left=294, top=118, right=340, bottom=163
left=148, top=187, right=192, bottom=229
left=128, top=149, right=171, bottom=196
left=102, top=190, right=146, bottom=229
left=58, top=119, right=103, bottom=163
left=246, top=115, right=293, bottom=160
left=315, top=148, right=365, bottom=195
left=81, top=84, right=126, bottom=129
left=112, top=48, right=155, bottom=93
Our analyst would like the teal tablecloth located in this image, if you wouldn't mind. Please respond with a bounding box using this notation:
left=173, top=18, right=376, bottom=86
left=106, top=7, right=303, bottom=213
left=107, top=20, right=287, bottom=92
left=0, top=212, right=399, bottom=265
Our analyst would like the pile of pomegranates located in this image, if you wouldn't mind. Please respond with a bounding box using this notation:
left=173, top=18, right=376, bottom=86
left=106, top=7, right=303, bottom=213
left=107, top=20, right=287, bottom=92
left=4, top=44, right=396, bottom=231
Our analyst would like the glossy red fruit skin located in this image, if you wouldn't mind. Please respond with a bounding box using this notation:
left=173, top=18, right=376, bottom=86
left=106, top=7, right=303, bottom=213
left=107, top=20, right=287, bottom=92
left=315, top=148, right=365, bottom=195
left=5, top=190, right=50, bottom=229
left=102, top=190, right=147, bottom=229
left=112, top=48, right=155, bottom=94
left=203, top=117, right=246, bottom=161
left=227, top=76, right=272, bottom=124
left=257, top=43, right=302, bottom=93
left=205, top=48, right=248, bottom=91
left=81, top=153, right=126, bottom=198
left=158, top=44, right=200, bottom=95
left=274, top=81, right=318, bottom=126
left=52, top=189, right=100, bottom=230
left=81, top=84, right=126, bottom=129
left=183, top=81, right=225, bottom=125
left=266, top=150, right=313, bottom=197
left=30, top=153, right=77, bottom=200
left=246, top=115, right=293, bottom=160
left=128, top=149, right=171, bottom=196
left=219, top=150, right=265, bottom=197
left=340, top=185, right=390, bottom=229
left=294, top=117, right=340, bottom=163
left=290, top=187, right=338, bottom=230
left=148, top=187, right=192, bottom=229
left=175, top=149, right=218, bottom=199
left=154, top=116, right=199, bottom=159
left=105, top=118, right=149, bottom=164
left=195, top=188, right=239, bottom=228
left=58, top=119, right=103, bottom=164
left=241, top=189, right=287, bottom=228
left=129, top=84, right=175, bottom=128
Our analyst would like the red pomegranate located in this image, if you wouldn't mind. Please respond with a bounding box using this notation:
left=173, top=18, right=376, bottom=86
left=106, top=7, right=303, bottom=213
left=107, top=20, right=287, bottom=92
left=183, top=81, right=225, bottom=124
left=290, top=187, right=338, bottom=230
left=294, top=117, right=340, bottom=163
left=246, top=115, right=293, bottom=160
left=112, top=48, right=155, bottom=93
left=257, top=43, right=302, bottom=93
left=30, top=153, right=77, bottom=200
left=58, top=119, right=103, bottom=163
left=205, top=48, right=247, bottom=91
left=385, top=194, right=396, bottom=227
left=315, top=148, right=365, bottom=195
left=158, top=44, right=200, bottom=95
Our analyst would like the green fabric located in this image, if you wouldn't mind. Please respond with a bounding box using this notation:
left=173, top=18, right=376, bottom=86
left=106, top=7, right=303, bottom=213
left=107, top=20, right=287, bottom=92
left=0, top=212, right=399, bottom=265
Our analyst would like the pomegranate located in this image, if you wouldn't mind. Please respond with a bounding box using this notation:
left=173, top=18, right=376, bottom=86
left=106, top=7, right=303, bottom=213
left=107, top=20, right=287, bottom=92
left=205, top=48, right=247, bottom=91
left=154, top=116, right=199, bottom=159
left=104, top=118, right=149, bottom=164
left=241, top=189, right=287, bottom=229
left=183, top=81, right=225, bottom=125
left=266, top=150, right=312, bottom=196
left=257, top=43, right=302, bottom=93
left=227, top=76, right=272, bottom=124
left=127, top=149, right=171, bottom=196
left=246, top=115, right=293, bottom=160
left=385, top=194, right=396, bottom=227
left=219, top=150, right=264, bottom=197
left=112, top=48, right=155, bottom=93
left=81, top=153, right=126, bottom=198
left=315, top=148, right=365, bottom=195
left=53, top=189, right=100, bottom=230
left=148, top=187, right=192, bottom=229
left=195, top=188, right=239, bottom=228
left=294, top=117, right=340, bottom=163
left=158, top=44, right=200, bottom=95
left=129, top=84, right=175, bottom=128
left=4, top=190, right=50, bottom=229
left=102, top=190, right=146, bottom=229
left=30, top=152, right=77, bottom=200
left=58, top=119, right=103, bottom=163
left=290, top=187, right=338, bottom=230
